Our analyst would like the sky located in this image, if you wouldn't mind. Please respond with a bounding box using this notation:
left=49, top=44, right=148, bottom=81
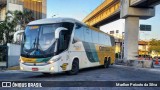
left=47, top=0, right=104, bottom=20
left=47, top=0, right=160, bottom=40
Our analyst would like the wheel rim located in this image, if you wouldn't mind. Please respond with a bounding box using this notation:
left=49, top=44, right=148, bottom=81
left=71, top=62, right=78, bottom=73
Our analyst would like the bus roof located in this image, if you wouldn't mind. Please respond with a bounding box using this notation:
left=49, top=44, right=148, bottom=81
left=28, top=17, right=85, bottom=26
left=28, top=17, right=112, bottom=37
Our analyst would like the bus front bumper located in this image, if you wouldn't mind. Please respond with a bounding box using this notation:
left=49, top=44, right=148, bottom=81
left=20, top=62, right=59, bottom=73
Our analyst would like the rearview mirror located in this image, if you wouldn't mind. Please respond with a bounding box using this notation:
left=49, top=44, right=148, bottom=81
left=55, top=27, right=68, bottom=39
left=13, top=30, right=24, bottom=44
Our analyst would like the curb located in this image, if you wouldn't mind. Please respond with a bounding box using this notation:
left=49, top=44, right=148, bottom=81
left=115, top=59, right=154, bottom=68
left=7, top=66, right=20, bottom=70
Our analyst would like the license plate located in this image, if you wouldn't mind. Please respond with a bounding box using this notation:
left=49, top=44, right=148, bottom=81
left=32, top=68, right=38, bottom=71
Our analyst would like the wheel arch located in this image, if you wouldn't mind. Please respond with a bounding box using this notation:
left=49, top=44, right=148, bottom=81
left=69, top=56, right=79, bottom=70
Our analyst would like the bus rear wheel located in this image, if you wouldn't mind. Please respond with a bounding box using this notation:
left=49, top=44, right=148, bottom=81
left=68, top=59, right=79, bottom=75
left=104, top=58, right=110, bottom=68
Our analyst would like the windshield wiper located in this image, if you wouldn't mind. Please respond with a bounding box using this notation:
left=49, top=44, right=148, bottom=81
left=30, top=38, right=37, bottom=50
left=37, top=39, right=57, bottom=58
left=48, top=39, right=57, bottom=54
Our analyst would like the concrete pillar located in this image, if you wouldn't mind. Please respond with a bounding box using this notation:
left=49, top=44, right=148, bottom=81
left=124, top=17, right=139, bottom=61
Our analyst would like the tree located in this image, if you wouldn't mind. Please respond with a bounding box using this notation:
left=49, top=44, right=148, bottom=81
left=148, top=39, right=160, bottom=56
left=0, top=9, right=34, bottom=44
left=0, top=13, right=17, bottom=44
left=8, top=9, right=34, bottom=30
left=0, top=22, right=5, bottom=43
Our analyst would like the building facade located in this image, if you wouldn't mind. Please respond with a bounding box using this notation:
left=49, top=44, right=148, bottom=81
left=114, top=36, right=151, bottom=58
left=0, top=0, right=47, bottom=21
left=138, top=41, right=149, bottom=56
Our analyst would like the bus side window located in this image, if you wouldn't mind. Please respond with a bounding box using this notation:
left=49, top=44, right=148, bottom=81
left=84, top=27, right=92, bottom=43
left=92, top=31, right=99, bottom=44
left=98, top=33, right=103, bottom=45
left=73, top=24, right=84, bottom=43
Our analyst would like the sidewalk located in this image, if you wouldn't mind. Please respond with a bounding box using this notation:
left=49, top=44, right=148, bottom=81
left=115, top=58, right=160, bottom=73
left=7, top=66, right=20, bottom=70
left=115, top=64, right=160, bottom=73
left=154, top=64, right=160, bottom=68
left=0, top=66, right=19, bottom=71
left=115, top=58, right=155, bottom=68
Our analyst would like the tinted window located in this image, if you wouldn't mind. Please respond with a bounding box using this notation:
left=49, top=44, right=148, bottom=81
left=104, top=34, right=109, bottom=45
left=99, top=33, right=104, bottom=45
left=74, top=24, right=84, bottom=42
left=106, top=35, right=112, bottom=46
left=98, top=33, right=109, bottom=45
left=92, top=31, right=99, bottom=44
left=103, top=34, right=108, bottom=46
left=84, top=27, right=92, bottom=43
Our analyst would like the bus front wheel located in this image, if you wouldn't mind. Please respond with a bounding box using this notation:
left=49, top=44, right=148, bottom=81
left=68, top=59, right=79, bottom=75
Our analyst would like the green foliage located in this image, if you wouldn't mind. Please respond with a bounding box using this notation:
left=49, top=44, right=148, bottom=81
left=0, top=14, right=17, bottom=44
left=10, top=9, right=34, bottom=29
left=149, top=39, right=160, bottom=55
left=0, top=9, right=34, bottom=44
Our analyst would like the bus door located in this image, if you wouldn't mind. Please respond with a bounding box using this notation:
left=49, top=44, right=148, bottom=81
left=57, top=29, right=71, bottom=71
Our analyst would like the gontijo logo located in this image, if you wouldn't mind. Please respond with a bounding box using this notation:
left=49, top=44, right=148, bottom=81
left=99, top=46, right=110, bottom=51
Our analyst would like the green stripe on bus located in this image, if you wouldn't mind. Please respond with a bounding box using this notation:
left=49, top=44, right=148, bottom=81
left=83, top=42, right=99, bottom=62
left=89, top=43, right=99, bottom=62
left=36, top=57, right=52, bottom=63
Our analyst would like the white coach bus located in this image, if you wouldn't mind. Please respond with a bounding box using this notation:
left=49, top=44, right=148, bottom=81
left=19, top=18, right=115, bottom=75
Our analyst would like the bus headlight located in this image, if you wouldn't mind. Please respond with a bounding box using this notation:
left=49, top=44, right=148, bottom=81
left=47, top=56, right=61, bottom=64
left=50, top=67, right=54, bottom=71
left=48, top=60, right=54, bottom=64
left=19, top=59, right=24, bottom=63
left=20, top=66, right=24, bottom=70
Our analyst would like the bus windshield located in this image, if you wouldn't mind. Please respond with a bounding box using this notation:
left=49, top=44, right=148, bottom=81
left=21, top=24, right=61, bottom=58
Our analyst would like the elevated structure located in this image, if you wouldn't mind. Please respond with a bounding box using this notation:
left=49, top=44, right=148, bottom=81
left=83, top=0, right=160, bottom=61
left=83, top=0, right=120, bottom=28
left=83, top=0, right=160, bottom=27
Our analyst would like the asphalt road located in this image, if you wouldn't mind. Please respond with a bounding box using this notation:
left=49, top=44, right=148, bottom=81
left=0, top=65, right=160, bottom=90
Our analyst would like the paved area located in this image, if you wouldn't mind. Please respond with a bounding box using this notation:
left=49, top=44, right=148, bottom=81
left=0, top=65, right=160, bottom=90
left=153, top=61, right=160, bottom=68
